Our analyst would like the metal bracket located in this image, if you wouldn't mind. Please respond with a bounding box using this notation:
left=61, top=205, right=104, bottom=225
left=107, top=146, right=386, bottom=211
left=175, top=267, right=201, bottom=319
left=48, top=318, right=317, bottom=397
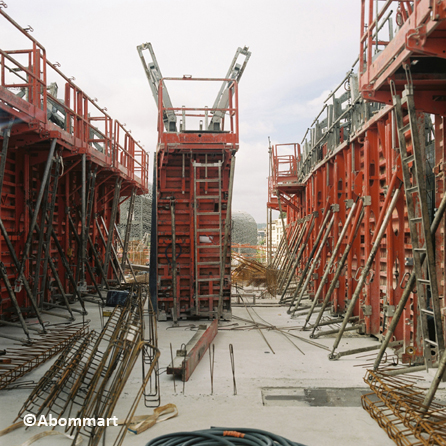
left=14, top=279, right=22, bottom=293
left=331, top=204, right=340, bottom=213
left=361, top=305, right=372, bottom=316
left=384, top=305, right=395, bottom=317
left=405, top=257, right=414, bottom=267
left=362, top=196, right=372, bottom=206
left=345, top=199, right=354, bottom=209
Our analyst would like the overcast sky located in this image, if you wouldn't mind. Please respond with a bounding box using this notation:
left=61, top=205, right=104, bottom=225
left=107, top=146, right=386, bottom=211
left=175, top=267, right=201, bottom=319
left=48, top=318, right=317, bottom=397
left=2, top=0, right=361, bottom=223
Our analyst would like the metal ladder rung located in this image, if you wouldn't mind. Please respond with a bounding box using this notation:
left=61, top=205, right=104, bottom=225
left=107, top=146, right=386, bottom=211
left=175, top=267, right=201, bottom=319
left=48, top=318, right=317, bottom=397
left=196, top=195, right=219, bottom=199
left=197, top=245, right=220, bottom=248
left=196, top=179, right=219, bottom=183
left=193, top=162, right=222, bottom=167
left=197, top=228, right=220, bottom=232
left=393, top=86, right=445, bottom=364
left=197, top=277, right=220, bottom=282
left=197, top=212, right=220, bottom=215
left=199, top=294, right=220, bottom=298
left=197, top=261, right=220, bottom=265
left=401, top=123, right=411, bottom=134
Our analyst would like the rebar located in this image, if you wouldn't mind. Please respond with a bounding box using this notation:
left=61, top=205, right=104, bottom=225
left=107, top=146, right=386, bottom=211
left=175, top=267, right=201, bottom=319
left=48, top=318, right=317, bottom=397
left=229, top=344, right=237, bottom=396
left=363, top=370, right=446, bottom=445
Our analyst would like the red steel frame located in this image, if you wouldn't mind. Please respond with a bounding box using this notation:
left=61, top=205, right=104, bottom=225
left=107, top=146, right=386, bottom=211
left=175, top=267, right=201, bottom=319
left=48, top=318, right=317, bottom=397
left=154, top=76, right=238, bottom=319
left=269, top=109, right=419, bottom=359
left=359, top=0, right=446, bottom=115
left=268, top=1, right=446, bottom=363
left=0, top=9, right=149, bottom=321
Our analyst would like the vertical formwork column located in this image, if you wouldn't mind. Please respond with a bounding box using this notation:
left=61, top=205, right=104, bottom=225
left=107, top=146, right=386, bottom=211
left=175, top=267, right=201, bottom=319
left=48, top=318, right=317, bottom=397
left=435, top=115, right=446, bottom=345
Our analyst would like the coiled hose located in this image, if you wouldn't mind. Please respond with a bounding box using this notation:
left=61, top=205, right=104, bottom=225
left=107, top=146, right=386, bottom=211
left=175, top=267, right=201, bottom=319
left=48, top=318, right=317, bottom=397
left=146, top=427, right=307, bottom=446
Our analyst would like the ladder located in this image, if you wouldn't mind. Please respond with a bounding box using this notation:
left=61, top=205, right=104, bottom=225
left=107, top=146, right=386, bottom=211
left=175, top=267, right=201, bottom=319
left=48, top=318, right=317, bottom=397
left=193, top=158, right=223, bottom=316
left=393, top=83, right=445, bottom=367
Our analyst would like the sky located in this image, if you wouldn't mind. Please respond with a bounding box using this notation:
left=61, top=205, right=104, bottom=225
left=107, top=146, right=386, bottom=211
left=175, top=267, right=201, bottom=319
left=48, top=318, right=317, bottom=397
left=1, top=0, right=361, bottom=223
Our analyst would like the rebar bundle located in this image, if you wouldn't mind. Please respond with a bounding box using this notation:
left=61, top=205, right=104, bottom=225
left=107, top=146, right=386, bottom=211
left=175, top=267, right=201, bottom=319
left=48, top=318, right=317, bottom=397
left=232, top=253, right=278, bottom=296
left=0, top=323, right=89, bottom=390
left=362, top=370, right=446, bottom=445
left=12, top=285, right=159, bottom=446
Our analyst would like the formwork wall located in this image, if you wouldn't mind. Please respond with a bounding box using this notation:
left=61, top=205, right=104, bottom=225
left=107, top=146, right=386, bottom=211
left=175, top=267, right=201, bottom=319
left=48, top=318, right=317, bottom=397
left=269, top=0, right=446, bottom=363
left=155, top=150, right=233, bottom=318
left=152, top=77, right=238, bottom=320
left=0, top=10, right=149, bottom=324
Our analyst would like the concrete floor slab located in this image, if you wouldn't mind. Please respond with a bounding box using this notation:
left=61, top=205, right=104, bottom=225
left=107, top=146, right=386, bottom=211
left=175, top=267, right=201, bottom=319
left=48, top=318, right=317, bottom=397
left=1, top=294, right=445, bottom=446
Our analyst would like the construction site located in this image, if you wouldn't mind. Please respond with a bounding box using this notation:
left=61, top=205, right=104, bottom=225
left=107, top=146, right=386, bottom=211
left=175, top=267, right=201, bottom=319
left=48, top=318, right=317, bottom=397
left=1, top=1, right=446, bottom=445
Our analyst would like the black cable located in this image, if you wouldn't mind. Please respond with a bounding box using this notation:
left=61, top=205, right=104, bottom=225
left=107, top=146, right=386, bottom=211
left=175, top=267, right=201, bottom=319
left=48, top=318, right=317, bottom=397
left=146, top=427, right=307, bottom=446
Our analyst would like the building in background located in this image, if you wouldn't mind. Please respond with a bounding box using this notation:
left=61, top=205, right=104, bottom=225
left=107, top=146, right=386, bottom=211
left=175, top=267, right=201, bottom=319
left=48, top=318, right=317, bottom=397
left=266, top=217, right=286, bottom=252
left=118, top=186, right=152, bottom=242
left=231, top=210, right=257, bottom=255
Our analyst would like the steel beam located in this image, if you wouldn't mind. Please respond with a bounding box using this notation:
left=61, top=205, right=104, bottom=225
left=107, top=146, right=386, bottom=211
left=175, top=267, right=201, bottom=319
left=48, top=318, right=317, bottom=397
left=167, top=319, right=218, bottom=382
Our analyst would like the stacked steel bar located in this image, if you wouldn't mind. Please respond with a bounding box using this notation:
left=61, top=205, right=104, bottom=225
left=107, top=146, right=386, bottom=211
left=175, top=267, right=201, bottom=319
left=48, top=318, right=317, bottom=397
left=0, top=9, right=149, bottom=337
left=231, top=252, right=277, bottom=296
left=0, top=322, right=89, bottom=390
left=362, top=370, right=446, bottom=445
left=11, top=285, right=159, bottom=446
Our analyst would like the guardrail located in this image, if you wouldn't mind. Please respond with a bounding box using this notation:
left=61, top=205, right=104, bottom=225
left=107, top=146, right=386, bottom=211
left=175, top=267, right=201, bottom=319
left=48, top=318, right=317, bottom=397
left=0, top=7, right=149, bottom=191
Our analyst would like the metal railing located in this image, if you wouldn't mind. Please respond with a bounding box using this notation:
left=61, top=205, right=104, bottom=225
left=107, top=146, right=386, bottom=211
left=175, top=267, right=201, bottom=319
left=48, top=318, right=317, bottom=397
left=297, top=69, right=385, bottom=183
left=157, top=76, right=239, bottom=139
left=0, top=8, right=149, bottom=191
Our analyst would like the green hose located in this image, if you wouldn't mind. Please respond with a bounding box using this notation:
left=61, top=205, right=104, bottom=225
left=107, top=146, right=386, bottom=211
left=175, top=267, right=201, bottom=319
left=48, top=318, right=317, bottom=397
left=146, top=427, right=307, bottom=446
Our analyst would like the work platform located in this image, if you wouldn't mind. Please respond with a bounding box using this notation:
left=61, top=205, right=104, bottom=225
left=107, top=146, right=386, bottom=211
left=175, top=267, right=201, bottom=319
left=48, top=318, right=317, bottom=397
left=0, top=9, right=149, bottom=337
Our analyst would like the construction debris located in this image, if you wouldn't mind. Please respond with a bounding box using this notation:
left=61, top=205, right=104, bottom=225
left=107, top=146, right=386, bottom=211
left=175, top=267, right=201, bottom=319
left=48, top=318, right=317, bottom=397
left=117, top=404, right=178, bottom=435
left=231, top=253, right=278, bottom=296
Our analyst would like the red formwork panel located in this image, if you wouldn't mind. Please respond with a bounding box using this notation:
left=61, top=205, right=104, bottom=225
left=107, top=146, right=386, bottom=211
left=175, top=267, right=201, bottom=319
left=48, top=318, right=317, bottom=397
left=0, top=9, right=149, bottom=324
left=153, top=77, right=238, bottom=320
left=268, top=2, right=446, bottom=364
left=359, top=0, right=446, bottom=115
left=269, top=72, right=445, bottom=363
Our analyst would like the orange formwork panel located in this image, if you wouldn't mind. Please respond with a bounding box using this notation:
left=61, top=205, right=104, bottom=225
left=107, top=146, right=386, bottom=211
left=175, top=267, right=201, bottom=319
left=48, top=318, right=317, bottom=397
left=153, top=77, right=239, bottom=321
left=0, top=9, right=149, bottom=340
left=138, top=42, right=250, bottom=322
left=267, top=66, right=445, bottom=365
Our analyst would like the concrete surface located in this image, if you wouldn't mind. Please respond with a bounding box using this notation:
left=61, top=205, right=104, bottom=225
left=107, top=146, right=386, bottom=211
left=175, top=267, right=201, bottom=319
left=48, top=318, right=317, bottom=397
left=1, top=291, right=445, bottom=446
